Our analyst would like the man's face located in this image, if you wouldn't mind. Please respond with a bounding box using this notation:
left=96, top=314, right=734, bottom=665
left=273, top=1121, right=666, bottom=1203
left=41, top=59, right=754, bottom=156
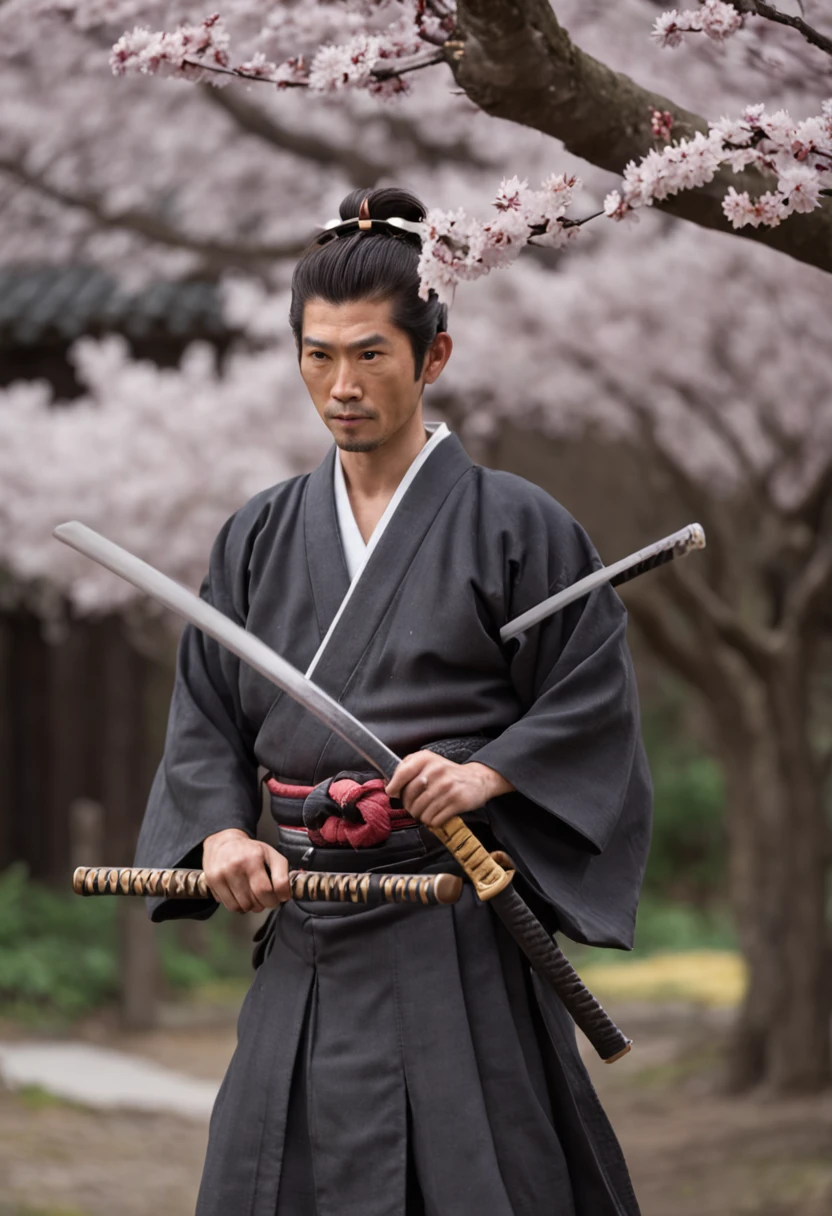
left=299, top=296, right=449, bottom=452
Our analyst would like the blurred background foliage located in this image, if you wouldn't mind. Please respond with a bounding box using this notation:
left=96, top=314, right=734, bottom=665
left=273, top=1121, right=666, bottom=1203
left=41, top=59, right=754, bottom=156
left=0, top=863, right=251, bottom=1025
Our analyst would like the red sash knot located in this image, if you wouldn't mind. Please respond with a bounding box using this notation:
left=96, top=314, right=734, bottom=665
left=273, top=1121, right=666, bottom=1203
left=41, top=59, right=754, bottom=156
left=266, top=775, right=416, bottom=848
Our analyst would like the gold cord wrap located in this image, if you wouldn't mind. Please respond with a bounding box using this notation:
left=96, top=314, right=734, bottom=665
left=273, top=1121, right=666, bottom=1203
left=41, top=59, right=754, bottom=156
left=426, top=817, right=515, bottom=900
left=72, top=866, right=462, bottom=906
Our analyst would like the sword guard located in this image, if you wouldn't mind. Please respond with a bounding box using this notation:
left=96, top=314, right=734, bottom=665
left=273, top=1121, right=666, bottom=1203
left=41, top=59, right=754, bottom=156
left=489, top=849, right=516, bottom=876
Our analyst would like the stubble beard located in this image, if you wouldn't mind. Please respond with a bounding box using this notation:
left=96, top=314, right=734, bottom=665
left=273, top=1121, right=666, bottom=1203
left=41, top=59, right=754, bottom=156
left=335, top=437, right=384, bottom=453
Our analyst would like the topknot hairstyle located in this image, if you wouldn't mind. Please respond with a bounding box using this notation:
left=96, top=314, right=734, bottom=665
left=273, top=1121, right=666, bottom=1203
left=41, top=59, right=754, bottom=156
left=289, top=186, right=448, bottom=380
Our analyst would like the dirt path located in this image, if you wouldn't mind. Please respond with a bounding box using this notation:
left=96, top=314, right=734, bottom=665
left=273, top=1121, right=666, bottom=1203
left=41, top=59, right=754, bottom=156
left=1, top=1003, right=830, bottom=1216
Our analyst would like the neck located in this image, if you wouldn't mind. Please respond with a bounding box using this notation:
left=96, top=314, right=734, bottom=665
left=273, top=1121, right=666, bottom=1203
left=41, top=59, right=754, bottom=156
left=338, top=406, right=428, bottom=499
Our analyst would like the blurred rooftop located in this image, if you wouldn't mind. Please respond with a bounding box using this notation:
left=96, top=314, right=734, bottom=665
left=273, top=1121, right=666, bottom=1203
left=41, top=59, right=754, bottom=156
left=0, top=263, right=236, bottom=397
left=0, top=263, right=228, bottom=348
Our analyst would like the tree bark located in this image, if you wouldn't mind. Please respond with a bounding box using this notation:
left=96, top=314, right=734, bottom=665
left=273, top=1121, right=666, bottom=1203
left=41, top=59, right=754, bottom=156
left=450, top=0, right=832, bottom=274
left=712, top=659, right=831, bottom=1093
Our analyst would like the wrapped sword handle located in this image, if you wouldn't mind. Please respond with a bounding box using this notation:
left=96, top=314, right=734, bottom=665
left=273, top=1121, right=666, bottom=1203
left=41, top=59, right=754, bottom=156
left=427, top=816, right=515, bottom=899
left=72, top=865, right=463, bottom=906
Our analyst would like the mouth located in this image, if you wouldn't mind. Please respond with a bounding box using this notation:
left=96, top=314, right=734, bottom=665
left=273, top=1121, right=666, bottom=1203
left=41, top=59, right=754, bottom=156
left=332, top=413, right=373, bottom=423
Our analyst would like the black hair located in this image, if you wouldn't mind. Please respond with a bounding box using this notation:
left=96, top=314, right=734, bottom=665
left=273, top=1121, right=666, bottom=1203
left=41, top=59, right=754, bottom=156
left=289, top=186, right=448, bottom=380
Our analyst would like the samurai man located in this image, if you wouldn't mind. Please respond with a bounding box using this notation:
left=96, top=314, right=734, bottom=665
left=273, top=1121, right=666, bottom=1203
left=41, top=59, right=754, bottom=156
left=135, top=185, right=652, bottom=1216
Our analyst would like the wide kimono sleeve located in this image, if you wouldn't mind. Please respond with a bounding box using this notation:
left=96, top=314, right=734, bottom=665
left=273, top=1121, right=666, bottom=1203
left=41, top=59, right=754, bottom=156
left=470, top=478, right=653, bottom=949
left=133, top=506, right=264, bottom=922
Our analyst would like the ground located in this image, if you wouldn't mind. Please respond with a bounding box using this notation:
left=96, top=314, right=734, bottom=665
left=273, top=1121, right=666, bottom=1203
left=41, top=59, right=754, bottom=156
left=1, top=993, right=830, bottom=1216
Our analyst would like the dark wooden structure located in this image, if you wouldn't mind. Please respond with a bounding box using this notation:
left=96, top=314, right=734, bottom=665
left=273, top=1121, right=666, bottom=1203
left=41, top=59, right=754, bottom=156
left=0, top=263, right=235, bottom=883
left=0, top=614, right=177, bottom=881
left=0, top=262, right=233, bottom=394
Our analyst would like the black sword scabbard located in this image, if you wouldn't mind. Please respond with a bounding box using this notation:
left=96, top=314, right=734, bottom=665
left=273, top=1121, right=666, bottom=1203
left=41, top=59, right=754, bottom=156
left=427, top=818, right=631, bottom=1062
left=490, top=884, right=631, bottom=1062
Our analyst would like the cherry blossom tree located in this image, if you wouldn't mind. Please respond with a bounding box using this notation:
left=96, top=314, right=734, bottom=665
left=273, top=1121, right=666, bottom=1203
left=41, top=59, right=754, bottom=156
left=0, top=336, right=327, bottom=620
left=1, top=0, right=831, bottom=1092
left=439, top=228, right=832, bottom=1094
left=101, top=0, right=832, bottom=288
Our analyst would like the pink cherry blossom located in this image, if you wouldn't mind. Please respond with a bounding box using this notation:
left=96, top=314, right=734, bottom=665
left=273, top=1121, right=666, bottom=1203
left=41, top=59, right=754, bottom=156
left=778, top=164, right=822, bottom=215
left=417, top=173, right=582, bottom=298
left=652, top=2, right=743, bottom=49
left=698, top=0, right=744, bottom=42
left=111, top=13, right=231, bottom=83
left=722, top=186, right=784, bottom=228
left=650, top=108, right=675, bottom=142
left=0, top=0, right=830, bottom=621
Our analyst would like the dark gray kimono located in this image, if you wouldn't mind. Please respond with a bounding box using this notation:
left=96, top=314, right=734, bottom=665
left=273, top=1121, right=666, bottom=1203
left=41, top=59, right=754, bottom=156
left=135, top=432, right=652, bottom=1216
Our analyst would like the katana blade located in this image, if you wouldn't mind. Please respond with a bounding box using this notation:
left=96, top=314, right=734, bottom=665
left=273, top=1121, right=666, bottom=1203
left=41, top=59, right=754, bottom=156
left=53, top=522, right=400, bottom=781
left=501, top=522, right=706, bottom=641
left=54, top=519, right=631, bottom=1062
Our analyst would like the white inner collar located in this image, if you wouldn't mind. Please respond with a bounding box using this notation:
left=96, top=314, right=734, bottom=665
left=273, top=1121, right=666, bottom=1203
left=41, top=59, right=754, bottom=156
left=305, top=420, right=450, bottom=679
left=333, top=421, right=450, bottom=581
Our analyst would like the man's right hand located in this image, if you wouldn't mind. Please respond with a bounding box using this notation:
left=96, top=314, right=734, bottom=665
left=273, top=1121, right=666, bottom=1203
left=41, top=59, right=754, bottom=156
left=202, top=828, right=291, bottom=914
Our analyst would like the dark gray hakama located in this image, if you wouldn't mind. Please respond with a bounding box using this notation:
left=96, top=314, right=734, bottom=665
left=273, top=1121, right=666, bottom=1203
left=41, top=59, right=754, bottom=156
left=135, top=432, right=651, bottom=1215
left=196, top=890, right=638, bottom=1216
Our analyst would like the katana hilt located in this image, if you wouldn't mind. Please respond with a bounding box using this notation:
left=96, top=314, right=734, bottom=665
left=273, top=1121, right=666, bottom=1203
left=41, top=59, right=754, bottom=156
left=72, top=865, right=463, bottom=906
left=428, top=817, right=514, bottom=900
left=425, top=818, right=631, bottom=1063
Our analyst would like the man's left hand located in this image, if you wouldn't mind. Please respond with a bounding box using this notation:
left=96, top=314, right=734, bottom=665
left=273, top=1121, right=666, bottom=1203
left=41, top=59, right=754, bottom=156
left=385, top=753, right=514, bottom=828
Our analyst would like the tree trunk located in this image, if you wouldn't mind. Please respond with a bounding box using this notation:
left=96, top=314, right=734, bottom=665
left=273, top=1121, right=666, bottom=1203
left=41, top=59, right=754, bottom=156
left=719, top=661, right=831, bottom=1093
left=119, top=897, right=160, bottom=1030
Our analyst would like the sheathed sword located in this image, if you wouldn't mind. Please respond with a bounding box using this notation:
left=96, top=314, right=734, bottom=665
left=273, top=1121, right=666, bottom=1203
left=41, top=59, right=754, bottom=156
left=501, top=522, right=705, bottom=641
left=52, top=520, right=675, bottom=1065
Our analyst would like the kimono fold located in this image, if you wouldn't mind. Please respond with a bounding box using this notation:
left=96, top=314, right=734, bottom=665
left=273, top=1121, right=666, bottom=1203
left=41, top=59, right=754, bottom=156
left=134, top=430, right=651, bottom=1215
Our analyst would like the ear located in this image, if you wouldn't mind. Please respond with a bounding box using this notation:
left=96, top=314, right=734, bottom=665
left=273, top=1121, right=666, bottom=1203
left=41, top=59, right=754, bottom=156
left=422, top=332, right=453, bottom=385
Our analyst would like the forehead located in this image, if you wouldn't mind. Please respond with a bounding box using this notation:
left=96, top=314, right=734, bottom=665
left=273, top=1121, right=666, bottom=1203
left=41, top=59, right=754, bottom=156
left=301, top=297, right=403, bottom=344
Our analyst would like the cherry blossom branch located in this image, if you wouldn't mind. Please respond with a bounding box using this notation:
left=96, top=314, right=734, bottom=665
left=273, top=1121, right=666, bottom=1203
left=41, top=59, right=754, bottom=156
left=603, top=103, right=832, bottom=232
left=416, top=173, right=583, bottom=302
left=448, top=0, right=832, bottom=274
left=179, top=49, right=446, bottom=90
left=0, top=153, right=307, bottom=272
left=111, top=13, right=446, bottom=101
left=654, top=1, right=832, bottom=61
left=413, top=89, right=832, bottom=301
left=741, top=1, right=832, bottom=60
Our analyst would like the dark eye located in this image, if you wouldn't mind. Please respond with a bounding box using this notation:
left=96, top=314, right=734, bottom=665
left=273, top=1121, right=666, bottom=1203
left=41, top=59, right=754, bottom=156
left=360, top=351, right=379, bottom=360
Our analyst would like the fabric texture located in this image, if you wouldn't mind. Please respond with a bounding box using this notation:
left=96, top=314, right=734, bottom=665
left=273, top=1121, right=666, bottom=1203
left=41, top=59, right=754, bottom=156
left=196, top=888, right=638, bottom=1216
left=133, top=431, right=652, bottom=1214
left=136, top=433, right=652, bottom=947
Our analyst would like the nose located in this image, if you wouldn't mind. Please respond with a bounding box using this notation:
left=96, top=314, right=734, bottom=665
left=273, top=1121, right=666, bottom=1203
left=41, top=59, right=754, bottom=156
left=330, top=357, right=363, bottom=403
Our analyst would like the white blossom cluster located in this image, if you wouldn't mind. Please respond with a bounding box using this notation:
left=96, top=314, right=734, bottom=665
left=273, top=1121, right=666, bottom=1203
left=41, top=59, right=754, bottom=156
left=605, top=99, right=832, bottom=230
left=111, top=12, right=233, bottom=84
left=111, top=3, right=437, bottom=97
left=718, top=100, right=832, bottom=228
left=604, top=130, right=723, bottom=222
left=417, top=174, right=581, bottom=303
left=439, top=219, right=832, bottom=513
left=1, top=0, right=831, bottom=622
left=652, top=1, right=744, bottom=49
left=0, top=332, right=327, bottom=618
